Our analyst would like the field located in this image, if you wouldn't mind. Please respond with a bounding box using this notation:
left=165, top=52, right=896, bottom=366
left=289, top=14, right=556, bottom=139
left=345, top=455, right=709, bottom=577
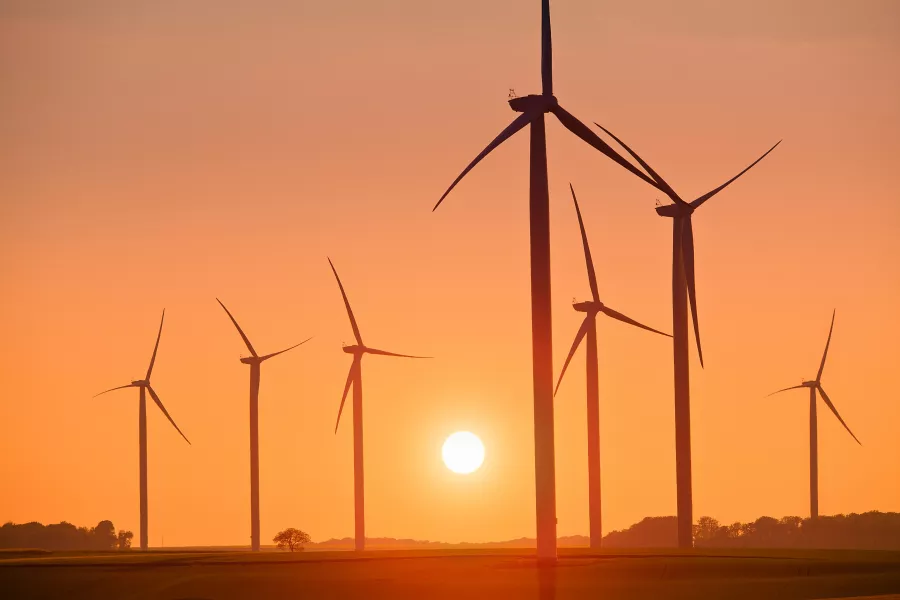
left=2, top=548, right=900, bottom=600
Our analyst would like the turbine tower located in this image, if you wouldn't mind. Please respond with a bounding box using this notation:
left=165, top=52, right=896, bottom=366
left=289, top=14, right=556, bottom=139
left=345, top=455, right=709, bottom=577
left=434, top=0, right=663, bottom=560
left=328, top=258, right=428, bottom=552
left=769, top=310, right=861, bottom=519
left=594, top=123, right=780, bottom=547
left=554, top=184, right=670, bottom=549
left=217, top=299, right=311, bottom=552
left=94, top=310, right=190, bottom=551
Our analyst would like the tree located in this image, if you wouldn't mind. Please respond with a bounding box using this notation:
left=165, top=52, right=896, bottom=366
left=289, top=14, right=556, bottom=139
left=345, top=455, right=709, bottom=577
left=273, top=528, right=311, bottom=552
left=91, top=520, right=118, bottom=550
left=117, top=530, right=133, bottom=550
left=693, top=516, right=720, bottom=544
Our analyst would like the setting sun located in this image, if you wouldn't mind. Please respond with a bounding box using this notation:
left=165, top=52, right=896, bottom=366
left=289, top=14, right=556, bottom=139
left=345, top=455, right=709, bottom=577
left=442, top=432, right=485, bottom=475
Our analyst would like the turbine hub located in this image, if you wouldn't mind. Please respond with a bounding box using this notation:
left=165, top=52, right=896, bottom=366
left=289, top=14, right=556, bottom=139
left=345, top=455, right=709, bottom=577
left=239, top=357, right=259, bottom=365
left=573, top=300, right=603, bottom=313
left=342, top=345, right=364, bottom=355
left=508, top=94, right=558, bottom=114
left=131, top=380, right=148, bottom=387
left=802, top=380, right=817, bottom=387
left=655, top=202, right=693, bottom=218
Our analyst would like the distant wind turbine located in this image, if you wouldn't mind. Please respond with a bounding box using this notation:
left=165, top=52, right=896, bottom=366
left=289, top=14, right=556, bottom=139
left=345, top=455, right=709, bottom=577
left=94, top=310, right=190, bottom=551
left=217, top=298, right=311, bottom=552
left=769, top=310, right=860, bottom=519
left=554, top=184, right=670, bottom=549
left=594, top=123, right=780, bottom=548
left=434, top=0, right=663, bottom=560
left=328, top=258, right=428, bottom=552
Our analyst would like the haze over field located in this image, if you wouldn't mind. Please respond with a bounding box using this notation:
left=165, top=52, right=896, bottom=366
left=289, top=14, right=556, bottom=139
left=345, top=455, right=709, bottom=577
left=1, top=0, right=898, bottom=548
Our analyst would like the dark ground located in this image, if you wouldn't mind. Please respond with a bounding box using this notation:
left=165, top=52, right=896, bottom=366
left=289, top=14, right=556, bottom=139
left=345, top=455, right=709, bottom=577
left=2, top=548, right=900, bottom=600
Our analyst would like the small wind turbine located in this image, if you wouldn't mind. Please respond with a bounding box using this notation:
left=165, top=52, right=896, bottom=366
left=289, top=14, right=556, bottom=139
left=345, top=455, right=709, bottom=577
left=328, top=258, right=428, bottom=552
left=554, top=184, right=670, bottom=549
left=94, top=310, right=190, bottom=551
left=216, top=298, right=311, bottom=552
left=769, top=310, right=860, bottom=519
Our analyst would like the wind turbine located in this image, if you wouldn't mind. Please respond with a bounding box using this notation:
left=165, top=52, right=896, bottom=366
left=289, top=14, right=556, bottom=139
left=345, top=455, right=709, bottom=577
left=554, top=184, right=671, bottom=549
left=94, top=310, right=190, bottom=551
left=434, top=0, right=663, bottom=560
left=328, top=258, right=428, bottom=552
left=769, top=310, right=860, bottom=519
left=216, top=299, right=311, bottom=552
left=593, top=123, right=780, bottom=547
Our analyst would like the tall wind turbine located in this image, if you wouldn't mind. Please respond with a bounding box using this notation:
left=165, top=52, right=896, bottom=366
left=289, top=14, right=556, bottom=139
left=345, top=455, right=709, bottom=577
left=434, top=0, right=662, bottom=560
left=594, top=123, right=780, bottom=547
left=769, top=310, right=860, bottom=519
left=217, top=299, right=311, bottom=552
left=94, top=310, right=190, bottom=551
left=554, top=184, right=670, bottom=549
left=328, top=258, right=428, bottom=552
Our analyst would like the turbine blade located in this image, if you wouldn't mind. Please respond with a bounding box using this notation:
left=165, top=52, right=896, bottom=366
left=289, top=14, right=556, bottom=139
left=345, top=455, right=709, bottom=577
left=433, top=111, right=534, bottom=211
left=259, top=337, right=314, bottom=362
left=364, top=347, right=430, bottom=359
left=145, top=309, right=166, bottom=380
left=766, top=384, right=806, bottom=397
left=335, top=360, right=357, bottom=434
left=541, top=0, right=553, bottom=96
left=681, top=217, right=703, bottom=368
left=817, top=385, right=861, bottom=445
left=93, top=384, right=135, bottom=398
left=817, top=310, right=836, bottom=382
left=593, top=123, right=683, bottom=204
left=689, top=141, right=781, bottom=209
left=146, top=386, right=191, bottom=445
left=570, top=184, right=599, bottom=302
left=328, top=258, right=364, bottom=346
left=216, top=299, right=258, bottom=358
left=601, top=306, right=672, bottom=338
left=551, top=106, right=661, bottom=190
left=554, top=317, right=591, bottom=397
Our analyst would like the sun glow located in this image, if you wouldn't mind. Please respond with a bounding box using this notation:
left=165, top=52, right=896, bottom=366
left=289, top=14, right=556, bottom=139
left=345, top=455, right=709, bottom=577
left=442, top=431, right=485, bottom=474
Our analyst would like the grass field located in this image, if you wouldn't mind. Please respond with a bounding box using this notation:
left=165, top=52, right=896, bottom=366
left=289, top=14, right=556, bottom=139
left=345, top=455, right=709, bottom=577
left=2, top=547, right=900, bottom=599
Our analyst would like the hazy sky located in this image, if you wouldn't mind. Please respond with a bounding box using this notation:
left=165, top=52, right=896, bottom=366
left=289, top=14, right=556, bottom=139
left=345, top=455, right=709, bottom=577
left=1, top=0, right=899, bottom=546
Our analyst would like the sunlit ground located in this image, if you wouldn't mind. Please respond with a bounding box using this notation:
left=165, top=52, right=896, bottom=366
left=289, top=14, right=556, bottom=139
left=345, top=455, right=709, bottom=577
left=2, top=547, right=900, bottom=599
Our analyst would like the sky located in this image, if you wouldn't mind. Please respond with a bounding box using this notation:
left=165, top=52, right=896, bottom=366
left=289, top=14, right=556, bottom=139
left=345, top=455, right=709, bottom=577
left=1, top=0, right=899, bottom=547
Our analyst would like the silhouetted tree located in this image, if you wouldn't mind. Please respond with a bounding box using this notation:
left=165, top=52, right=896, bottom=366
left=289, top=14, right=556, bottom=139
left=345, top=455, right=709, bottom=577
left=0, top=520, right=128, bottom=551
left=273, top=528, right=311, bottom=552
left=693, top=516, right=720, bottom=544
left=117, top=530, right=134, bottom=550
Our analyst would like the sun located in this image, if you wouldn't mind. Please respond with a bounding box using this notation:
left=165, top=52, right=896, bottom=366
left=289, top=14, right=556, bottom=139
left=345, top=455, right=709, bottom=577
left=442, top=431, right=485, bottom=474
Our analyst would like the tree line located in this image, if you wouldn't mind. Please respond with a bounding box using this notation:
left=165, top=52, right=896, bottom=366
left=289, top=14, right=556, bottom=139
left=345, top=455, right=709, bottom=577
left=0, top=521, right=133, bottom=551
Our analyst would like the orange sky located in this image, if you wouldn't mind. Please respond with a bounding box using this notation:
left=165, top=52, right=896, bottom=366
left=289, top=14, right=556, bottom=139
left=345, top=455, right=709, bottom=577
left=1, top=0, right=899, bottom=547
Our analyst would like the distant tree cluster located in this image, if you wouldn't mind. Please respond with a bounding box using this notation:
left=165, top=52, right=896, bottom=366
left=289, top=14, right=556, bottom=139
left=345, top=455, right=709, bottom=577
left=0, top=520, right=133, bottom=551
left=602, top=512, right=900, bottom=550
left=273, top=528, right=311, bottom=552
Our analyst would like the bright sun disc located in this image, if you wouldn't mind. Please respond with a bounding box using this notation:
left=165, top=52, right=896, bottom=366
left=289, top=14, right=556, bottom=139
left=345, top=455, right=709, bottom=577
left=442, top=431, right=485, bottom=474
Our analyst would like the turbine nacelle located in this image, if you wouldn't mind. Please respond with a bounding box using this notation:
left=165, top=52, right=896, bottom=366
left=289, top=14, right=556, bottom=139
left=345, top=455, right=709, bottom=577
left=131, top=380, right=149, bottom=387
left=655, top=202, right=694, bottom=218
left=508, top=94, right=558, bottom=114
left=573, top=300, right=603, bottom=314
left=802, top=380, right=818, bottom=388
left=342, top=344, right=365, bottom=355
left=239, top=356, right=261, bottom=365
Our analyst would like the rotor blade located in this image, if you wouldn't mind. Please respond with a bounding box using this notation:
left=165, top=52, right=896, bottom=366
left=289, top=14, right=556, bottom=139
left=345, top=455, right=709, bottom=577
left=259, top=337, right=314, bottom=362
left=145, top=309, right=166, bottom=380
left=335, top=360, right=357, bottom=434
left=433, top=111, right=534, bottom=211
left=550, top=106, right=661, bottom=190
left=93, top=384, right=135, bottom=398
left=689, top=141, right=781, bottom=209
left=681, top=217, right=703, bottom=368
left=601, top=306, right=672, bottom=338
left=766, top=384, right=806, bottom=397
left=216, top=299, right=258, bottom=358
left=364, top=347, right=430, bottom=359
left=328, top=258, right=363, bottom=346
left=570, top=184, right=599, bottom=301
left=593, top=122, right=683, bottom=204
left=541, top=0, right=552, bottom=96
left=554, top=317, right=591, bottom=397
left=817, top=385, right=861, bottom=445
left=146, top=386, right=191, bottom=445
left=817, top=310, right=836, bottom=382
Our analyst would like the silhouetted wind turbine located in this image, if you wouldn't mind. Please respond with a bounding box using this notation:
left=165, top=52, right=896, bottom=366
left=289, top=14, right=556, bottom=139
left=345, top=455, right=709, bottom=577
left=594, top=123, right=780, bottom=548
left=554, top=184, right=670, bottom=549
left=769, top=310, right=860, bottom=520
left=94, top=310, right=190, bottom=551
left=328, top=258, right=428, bottom=552
left=217, top=299, right=311, bottom=552
left=434, top=0, right=662, bottom=560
